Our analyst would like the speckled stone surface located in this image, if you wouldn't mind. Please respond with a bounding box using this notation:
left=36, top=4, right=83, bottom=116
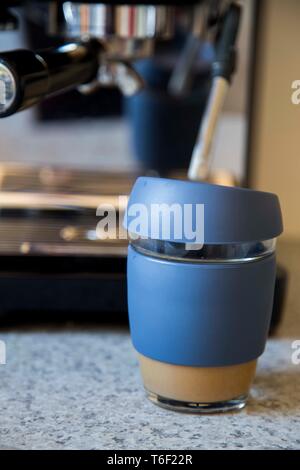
left=0, top=241, right=299, bottom=450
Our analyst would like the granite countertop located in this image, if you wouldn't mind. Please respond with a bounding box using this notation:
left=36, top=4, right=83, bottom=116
left=0, top=240, right=299, bottom=450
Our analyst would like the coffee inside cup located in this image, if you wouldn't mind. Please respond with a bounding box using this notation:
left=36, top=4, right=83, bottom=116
left=139, top=354, right=257, bottom=403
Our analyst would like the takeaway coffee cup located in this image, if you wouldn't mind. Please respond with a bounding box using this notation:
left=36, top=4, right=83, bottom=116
left=124, top=177, right=283, bottom=413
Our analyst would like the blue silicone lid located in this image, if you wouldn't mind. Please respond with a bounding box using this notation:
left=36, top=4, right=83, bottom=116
left=123, top=177, right=283, bottom=244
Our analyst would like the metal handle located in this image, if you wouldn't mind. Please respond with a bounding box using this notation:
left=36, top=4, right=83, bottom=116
left=0, top=40, right=100, bottom=118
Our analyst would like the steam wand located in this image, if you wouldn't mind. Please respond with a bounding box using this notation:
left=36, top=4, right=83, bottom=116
left=188, top=2, right=241, bottom=181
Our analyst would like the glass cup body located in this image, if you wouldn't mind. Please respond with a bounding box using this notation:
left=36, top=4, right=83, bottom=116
left=129, top=237, right=276, bottom=413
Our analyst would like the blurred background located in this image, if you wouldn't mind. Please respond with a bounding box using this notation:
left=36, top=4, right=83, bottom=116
left=0, top=0, right=298, bottom=327
left=0, top=0, right=252, bottom=180
left=1, top=1, right=299, bottom=239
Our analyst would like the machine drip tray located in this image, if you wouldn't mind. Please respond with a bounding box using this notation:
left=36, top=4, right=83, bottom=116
left=0, top=255, right=128, bottom=323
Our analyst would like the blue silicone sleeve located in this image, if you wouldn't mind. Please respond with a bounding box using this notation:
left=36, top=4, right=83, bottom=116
left=127, top=246, right=276, bottom=367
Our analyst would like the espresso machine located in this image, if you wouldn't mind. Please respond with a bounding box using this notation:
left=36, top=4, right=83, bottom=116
left=0, top=1, right=286, bottom=329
